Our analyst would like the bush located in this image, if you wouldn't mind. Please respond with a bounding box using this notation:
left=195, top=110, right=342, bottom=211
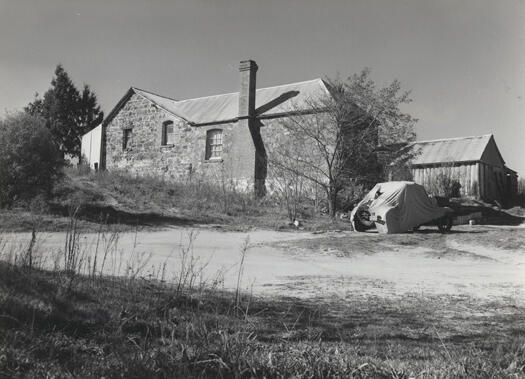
left=0, top=112, right=63, bottom=207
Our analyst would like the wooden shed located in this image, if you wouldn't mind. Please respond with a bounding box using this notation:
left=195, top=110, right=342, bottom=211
left=395, top=134, right=517, bottom=204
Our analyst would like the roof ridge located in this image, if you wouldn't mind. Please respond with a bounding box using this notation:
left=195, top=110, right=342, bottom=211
left=174, top=91, right=238, bottom=104
left=413, top=134, right=492, bottom=144
left=158, top=78, right=324, bottom=104
left=256, top=78, right=323, bottom=91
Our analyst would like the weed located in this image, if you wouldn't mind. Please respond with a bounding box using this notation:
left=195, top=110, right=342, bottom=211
left=234, top=237, right=250, bottom=313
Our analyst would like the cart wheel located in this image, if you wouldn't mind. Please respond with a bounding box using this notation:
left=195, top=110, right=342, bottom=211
left=353, top=206, right=374, bottom=231
left=437, top=216, right=452, bottom=233
left=356, top=209, right=373, bottom=226
left=353, top=218, right=369, bottom=232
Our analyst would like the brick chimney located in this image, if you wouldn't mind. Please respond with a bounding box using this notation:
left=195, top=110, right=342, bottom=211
left=238, top=60, right=266, bottom=197
left=238, top=60, right=258, bottom=119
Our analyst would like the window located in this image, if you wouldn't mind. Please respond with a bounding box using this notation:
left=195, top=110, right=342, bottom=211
left=205, top=129, right=223, bottom=160
left=162, top=121, right=175, bottom=145
left=123, top=128, right=132, bottom=150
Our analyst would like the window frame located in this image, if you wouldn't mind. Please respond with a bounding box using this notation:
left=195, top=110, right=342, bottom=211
left=161, top=120, right=175, bottom=146
left=122, top=128, right=132, bottom=150
left=205, top=129, right=223, bottom=161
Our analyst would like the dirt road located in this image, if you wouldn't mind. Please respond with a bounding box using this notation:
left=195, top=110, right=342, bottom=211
left=3, top=224, right=525, bottom=303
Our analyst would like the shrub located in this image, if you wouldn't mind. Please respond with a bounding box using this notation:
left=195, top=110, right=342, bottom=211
left=0, top=112, right=63, bottom=207
left=434, top=172, right=461, bottom=198
left=423, top=163, right=462, bottom=198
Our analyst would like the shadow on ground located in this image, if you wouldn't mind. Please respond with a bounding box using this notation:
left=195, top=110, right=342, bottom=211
left=451, top=203, right=525, bottom=226
left=49, top=202, right=199, bottom=227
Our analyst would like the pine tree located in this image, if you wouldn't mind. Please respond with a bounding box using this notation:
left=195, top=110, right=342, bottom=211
left=78, top=84, right=103, bottom=139
left=25, top=65, right=103, bottom=159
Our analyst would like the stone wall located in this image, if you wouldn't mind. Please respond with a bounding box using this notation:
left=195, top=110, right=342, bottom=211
left=104, top=93, right=256, bottom=187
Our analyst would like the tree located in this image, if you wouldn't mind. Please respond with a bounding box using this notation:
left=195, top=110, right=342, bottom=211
left=267, top=151, right=310, bottom=223
left=267, top=69, right=417, bottom=218
left=25, top=65, right=103, bottom=159
left=0, top=112, right=63, bottom=207
left=78, top=84, right=104, bottom=141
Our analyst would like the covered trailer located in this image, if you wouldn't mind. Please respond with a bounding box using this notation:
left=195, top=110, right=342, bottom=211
left=351, top=181, right=453, bottom=234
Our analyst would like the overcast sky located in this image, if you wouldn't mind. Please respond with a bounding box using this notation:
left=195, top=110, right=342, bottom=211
left=1, top=0, right=524, bottom=174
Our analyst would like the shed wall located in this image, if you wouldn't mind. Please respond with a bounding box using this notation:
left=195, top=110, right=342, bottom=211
left=81, top=124, right=102, bottom=169
left=411, top=163, right=480, bottom=197
left=479, top=162, right=507, bottom=202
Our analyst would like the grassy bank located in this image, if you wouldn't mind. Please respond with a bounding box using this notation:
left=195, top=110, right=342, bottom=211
left=3, top=167, right=522, bottom=233
left=1, top=167, right=353, bottom=233
left=1, top=260, right=524, bottom=378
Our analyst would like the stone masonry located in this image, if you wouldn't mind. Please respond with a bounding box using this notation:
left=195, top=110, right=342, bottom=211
left=104, top=93, right=256, bottom=187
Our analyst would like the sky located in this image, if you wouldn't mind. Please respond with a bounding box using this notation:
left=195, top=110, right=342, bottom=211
left=1, top=0, right=524, bottom=174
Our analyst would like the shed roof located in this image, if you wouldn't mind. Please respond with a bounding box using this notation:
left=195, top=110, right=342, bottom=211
left=407, top=134, right=501, bottom=165
left=129, top=78, right=330, bottom=126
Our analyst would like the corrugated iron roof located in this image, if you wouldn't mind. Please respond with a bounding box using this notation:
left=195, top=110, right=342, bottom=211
left=133, top=88, right=187, bottom=119
left=133, top=78, right=330, bottom=125
left=408, top=134, right=493, bottom=165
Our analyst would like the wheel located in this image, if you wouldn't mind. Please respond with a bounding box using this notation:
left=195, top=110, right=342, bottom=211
left=437, top=216, right=452, bottom=233
left=356, top=208, right=373, bottom=227
left=353, top=207, right=373, bottom=232
left=353, top=217, right=369, bottom=232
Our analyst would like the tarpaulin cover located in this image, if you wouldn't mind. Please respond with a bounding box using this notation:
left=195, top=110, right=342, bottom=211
left=351, top=181, right=447, bottom=234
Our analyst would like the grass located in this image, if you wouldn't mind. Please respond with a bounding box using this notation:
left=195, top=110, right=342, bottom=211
left=0, top=216, right=524, bottom=378
left=1, top=166, right=349, bottom=233
left=1, top=169, right=524, bottom=377
left=0, top=208, right=139, bottom=233
left=3, top=167, right=522, bottom=234
left=1, top=262, right=524, bottom=378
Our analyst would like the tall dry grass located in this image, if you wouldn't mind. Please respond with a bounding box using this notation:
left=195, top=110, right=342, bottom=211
left=55, top=166, right=337, bottom=230
left=63, top=167, right=276, bottom=217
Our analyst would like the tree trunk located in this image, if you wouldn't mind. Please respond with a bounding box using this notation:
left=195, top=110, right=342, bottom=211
left=327, top=189, right=338, bottom=219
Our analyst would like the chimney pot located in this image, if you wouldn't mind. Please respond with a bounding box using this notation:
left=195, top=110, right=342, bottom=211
left=239, top=60, right=258, bottom=72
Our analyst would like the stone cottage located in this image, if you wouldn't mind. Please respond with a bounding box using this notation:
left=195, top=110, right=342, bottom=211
left=100, top=60, right=332, bottom=196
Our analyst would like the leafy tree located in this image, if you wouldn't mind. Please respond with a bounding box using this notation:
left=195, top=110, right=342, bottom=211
left=267, top=69, right=417, bottom=218
left=25, top=65, right=103, bottom=159
left=0, top=112, right=63, bottom=207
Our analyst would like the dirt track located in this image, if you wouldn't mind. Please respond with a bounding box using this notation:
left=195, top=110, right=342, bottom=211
left=4, top=224, right=525, bottom=303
